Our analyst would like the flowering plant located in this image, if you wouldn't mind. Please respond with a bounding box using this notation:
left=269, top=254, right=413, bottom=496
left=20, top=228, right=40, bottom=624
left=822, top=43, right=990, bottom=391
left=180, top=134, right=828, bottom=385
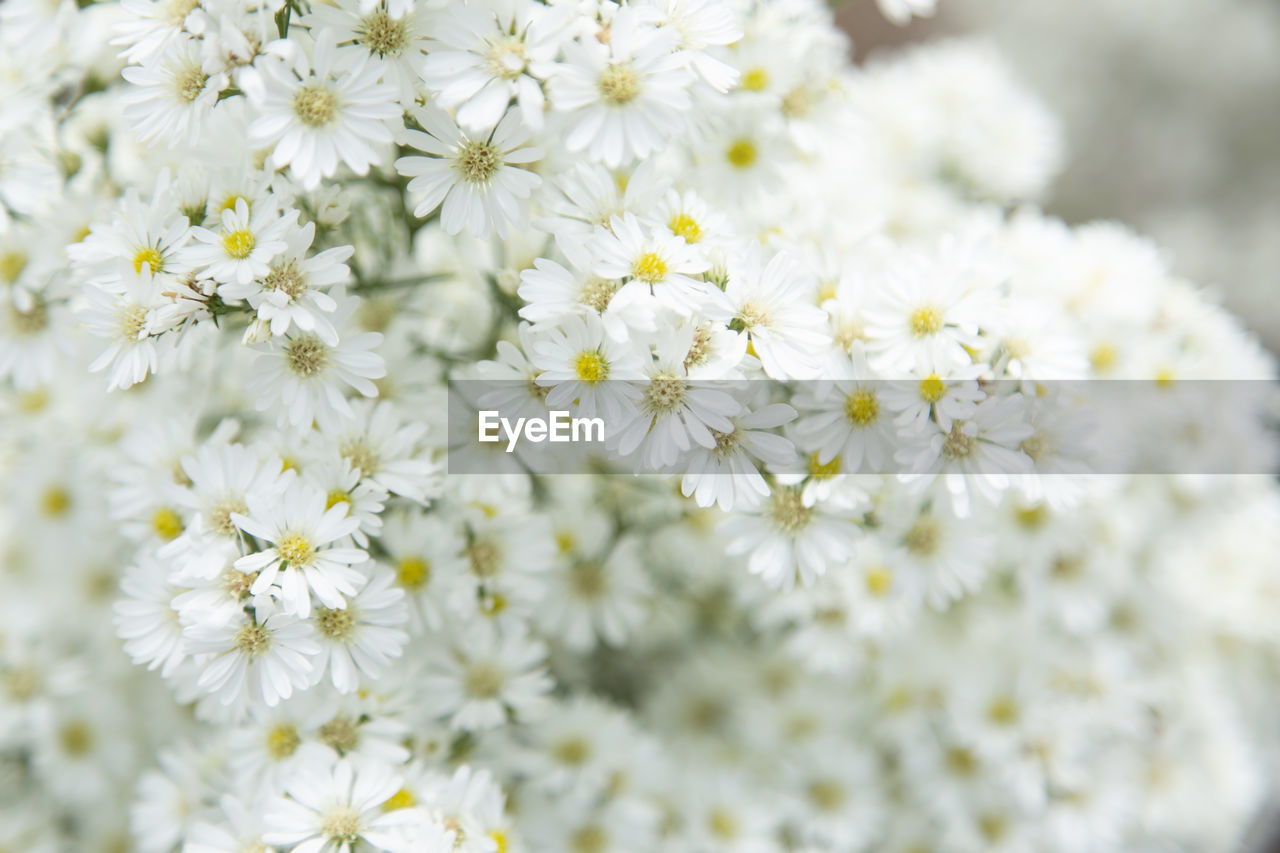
left=2, top=0, right=1279, bottom=850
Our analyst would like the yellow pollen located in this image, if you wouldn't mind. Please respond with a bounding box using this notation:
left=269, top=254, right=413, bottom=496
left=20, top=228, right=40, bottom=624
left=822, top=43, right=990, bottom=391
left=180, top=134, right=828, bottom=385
left=173, top=65, right=208, bottom=102
left=218, top=193, right=246, bottom=213
left=234, top=623, right=271, bottom=657
left=18, top=388, right=49, bottom=413
left=579, top=277, right=617, bottom=312
left=808, top=780, right=845, bottom=811
left=321, top=806, right=362, bottom=843
left=919, top=375, right=946, bottom=402
left=455, top=140, right=500, bottom=183
left=11, top=298, right=47, bottom=335
left=725, top=138, right=757, bottom=169
left=319, top=714, right=360, bottom=753
left=325, top=489, right=351, bottom=510
left=222, top=229, right=255, bottom=259
left=741, top=67, right=769, bottom=91
left=668, top=212, right=703, bottom=243
left=151, top=507, right=184, bottom=540
left=844, top=389, right=879, bottom=425
left=769, top=487, right=813, bottom=535
left=644, top=373, right=686, bottom=414
left=573, top=350, right=608, bottom=383
left=58, top=720, right=94, bottom=756
left=1015, top=503, right=1048, bottom=528
left=468, top=541, right=501, bottom=578
left=316, top=606, right=356, bottom=640
left=382, top=788, right=417, bottom=811
left=1089, top=343, right=1117, bottom=372
left=489, top=829, right=510, bottom=853
left=598, top=63, right=640, bottom=104
left=554, top=736, right=591, bottom=765
left=555, top=531, right=577, bottom=554
left=119, top=304, right=149, bottom=341
left=40, top=486, right=72, bottom=517
left=988, top=696, right=1019, bottom=725
left=0, top=250, right=28, bottom=283
left=572, top=826, right=607, bottom=853
left=293, top=84, right=339, bottom=127
left=903, top=517, right=941, bottom=556
left=277, top=532, right=315, bottom=566
left=865, top=566, right=893, bottom=596
left=265, top=258, right=307, bottom=299
left=631, top=251, right=669, bottom=283
left=397, top=556, right=430, bottom=588
left=132, top=246, right=165, bottom=274
left=265, top=723, right=300, bottom=759
left=1154, top=367, right=1176, bottom=388
left=808, top=453, right=841, bottom=479
left=286, top=334, right=329, bottom=377
left=909, top=306, right=943, bottom=337
left=464, top=663, right=505, bottom=698
left=357, top=9, right=409, bottom=56
left=941, top=422, right=975, bottom=459
left=708, top=809, right=739, bottom=839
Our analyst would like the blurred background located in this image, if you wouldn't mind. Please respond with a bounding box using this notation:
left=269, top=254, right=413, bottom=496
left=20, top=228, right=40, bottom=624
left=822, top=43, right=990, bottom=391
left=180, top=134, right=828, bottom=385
left=837, top=0, right=1280, bottom=352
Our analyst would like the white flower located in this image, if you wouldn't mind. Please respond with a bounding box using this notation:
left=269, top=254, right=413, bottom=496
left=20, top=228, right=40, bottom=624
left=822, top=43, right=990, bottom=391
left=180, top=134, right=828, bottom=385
left=894, top=392, right=1036, bottom=516
left=724, top=247, right=830, bottom=379
left=792, top=349, right=897, bottom=474
left=263, top=758, right=441, bottom=852
left=423, top=618, right=553, bottom=731
left=305, top=0, right=433, bottom=102
left=612, top=326, right=741, bottom=472
left=876, top=0, right=938, bottom=26
left=82, top=264, right=168, bottom=391
left=248, top=296, right=386, bottom=429
left=184, top=198, right=292, bottom=289
left=680, top=402, right=799, bottom=511
left=721, top=485, right=864, bottom=589
left=530, top=313, right=644, bottom=423
left=395, top=105, right=543, bottom=238
left=246, top=221, right=354, bottom=344
left=418, top=0, right=567, bottom=131
left=184, top=610, right=320, bottom=708
left=232, top=483, right=371, bottom=618
left=549, top=8, right=695, bottom=167
left=246, top=31, right=400, bottom=189
left=310, top=569, right=409, bottom=693
left=121, top=37, right=227, bottom=146
left=591, top=212, right=723, bottom=325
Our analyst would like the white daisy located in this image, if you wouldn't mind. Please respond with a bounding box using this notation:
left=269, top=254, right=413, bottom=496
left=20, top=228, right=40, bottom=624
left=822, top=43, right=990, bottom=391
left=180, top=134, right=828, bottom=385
left=121, top=36, right=227, bottom=146
left=248, top=296, right=386, bottom=429
left=184, top=197, right=292, bottom=289
left=82, top=263, right=169, bottom=391
left=309, top=568, right=408, bottom=694
left=422, top=617, right=553, bottom=731
left=724, top=246, right=830, bottom=380
left=548, top=7, right=695, bottom=167
left=246, top=221, right=353, bottom=345
left=184, top=610, right=320, bottom=708
left=721, top=485, right=864, bottom=589
left=680, top=402, right=799, bottom=512
left=263, top=758, right=440, bottom=853
left=530, top=313, right=645, bottom=423
left=590, top=212, right=724, bottom=325
left=245, top=31, right=400, bottom=189
left=395, top=105, right=543, bottom=238
left=418, top=0, right=567, bottom=131
left=232, top=482, right=371, bottom=618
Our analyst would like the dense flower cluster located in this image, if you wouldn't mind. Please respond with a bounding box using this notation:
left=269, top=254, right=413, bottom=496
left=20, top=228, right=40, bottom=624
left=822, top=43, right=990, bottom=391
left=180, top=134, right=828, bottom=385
left=1, top=0, right=1278, bottom=851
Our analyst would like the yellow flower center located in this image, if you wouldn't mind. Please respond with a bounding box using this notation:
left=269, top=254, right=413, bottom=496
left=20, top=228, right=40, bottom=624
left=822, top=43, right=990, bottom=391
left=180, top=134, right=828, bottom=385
left=277, top=532, right=315, bottom=566
left=725, top=138, right=757, bottom=169
left=668, top=212, right=703, bottom=243
left=285, top=334, right=329, bottom=377
left=293, top=84, right=339, bottom=127
left=266, top=723, right=300, bottom=759
left=356, top=9, right=408, bottom=56
left=397, top=556, right=429, bottom=588
left=865, top=566, right=893, bottom=596
left=382, top=787, right=417, bottom=811
left=455, top=140, right=500, bottom=183
left=132, top=246, right=165, bottom=274
left=909, top=306, right=943, bottom=337
left=598, top=63, right=640, bottom=104
left=0, top=250, right=28, bottom=283
left=151, top=507, right=184, bottom=540
left=573, top=350, right=608, bottom=383
left=222, top=229, right=256, bottom=259
left=41, top=486, right=72, bottom=517
left=918, top=375, right=946, bottom=403
left=173, top=64, right=208, bottom=103
left=631, top=251, right=669, bottom=283
left=844, top=389, right=879, bottom=425
left=741, top=67, right=769, bottom=91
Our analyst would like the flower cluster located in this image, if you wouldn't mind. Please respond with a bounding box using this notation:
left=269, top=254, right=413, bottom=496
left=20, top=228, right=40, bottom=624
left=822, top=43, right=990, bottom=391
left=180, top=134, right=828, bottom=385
left=2, top=0, right=1279, bottom=851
